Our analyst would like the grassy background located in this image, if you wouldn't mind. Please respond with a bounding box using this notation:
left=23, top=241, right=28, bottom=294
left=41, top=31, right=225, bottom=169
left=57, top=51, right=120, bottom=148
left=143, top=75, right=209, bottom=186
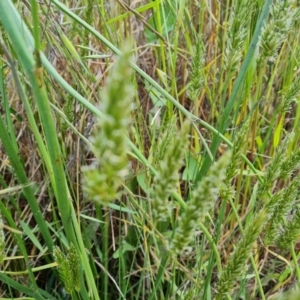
left=1, top=0, right=300, bottom=299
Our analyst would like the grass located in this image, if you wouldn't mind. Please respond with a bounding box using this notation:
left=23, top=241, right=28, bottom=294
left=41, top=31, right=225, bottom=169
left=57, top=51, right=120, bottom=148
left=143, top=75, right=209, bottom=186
left=1, top=0, right=300, bottom=299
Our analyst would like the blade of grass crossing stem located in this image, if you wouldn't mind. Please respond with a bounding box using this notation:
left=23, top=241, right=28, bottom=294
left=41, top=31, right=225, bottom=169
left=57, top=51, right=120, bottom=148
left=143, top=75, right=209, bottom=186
left=196, top=0, right=273, bottom=182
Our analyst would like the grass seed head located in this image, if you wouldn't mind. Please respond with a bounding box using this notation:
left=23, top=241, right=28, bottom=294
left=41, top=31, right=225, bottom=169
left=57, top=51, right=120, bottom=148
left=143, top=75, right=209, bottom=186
left=82, top=42, right=134, bottom=206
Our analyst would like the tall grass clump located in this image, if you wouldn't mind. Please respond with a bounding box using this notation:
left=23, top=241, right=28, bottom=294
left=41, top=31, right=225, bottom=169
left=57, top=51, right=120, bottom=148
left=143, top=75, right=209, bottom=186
left=1, top=0, right=300, bottom=299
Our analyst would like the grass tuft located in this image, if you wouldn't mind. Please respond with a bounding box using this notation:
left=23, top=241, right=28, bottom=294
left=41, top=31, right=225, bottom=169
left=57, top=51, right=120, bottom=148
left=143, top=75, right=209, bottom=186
left=1, top=0, right=300, bottom=299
